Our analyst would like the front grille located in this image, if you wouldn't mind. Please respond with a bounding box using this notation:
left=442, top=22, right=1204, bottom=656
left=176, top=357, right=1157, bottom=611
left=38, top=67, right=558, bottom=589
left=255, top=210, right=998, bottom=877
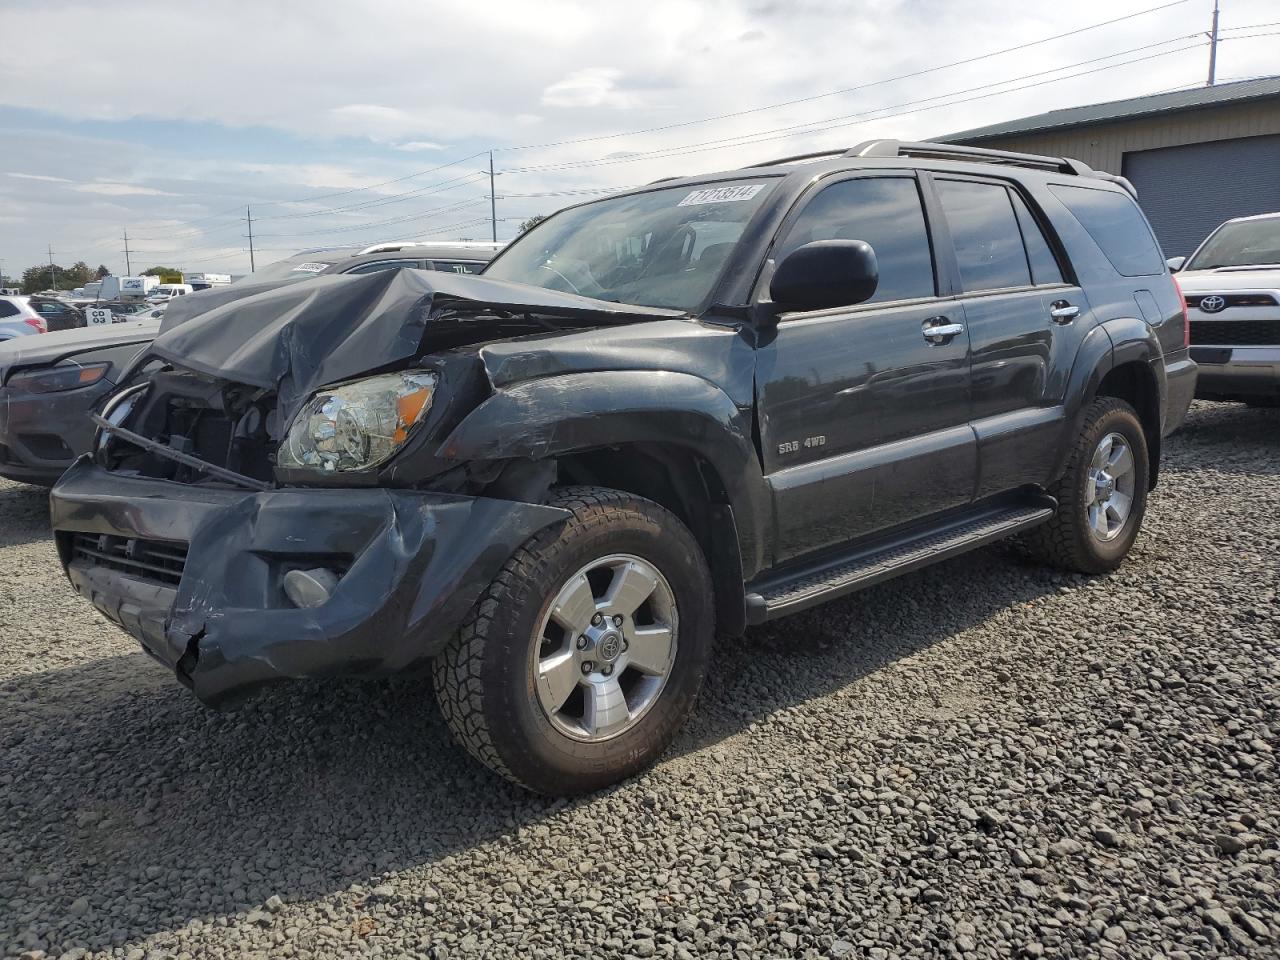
left=1189, top=320, right=1280, bottom=347
left=71, top=533, right=189, bottom=587
left=1185, top=293, right=1279, bottom=309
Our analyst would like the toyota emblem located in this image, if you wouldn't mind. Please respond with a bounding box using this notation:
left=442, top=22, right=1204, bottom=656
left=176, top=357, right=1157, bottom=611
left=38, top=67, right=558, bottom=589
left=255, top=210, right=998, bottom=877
left=1199, top=294, right=1226, bottom=313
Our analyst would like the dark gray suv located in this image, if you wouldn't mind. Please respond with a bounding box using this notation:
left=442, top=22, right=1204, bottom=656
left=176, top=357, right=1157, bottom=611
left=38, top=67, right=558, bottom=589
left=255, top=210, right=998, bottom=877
left=50, top=140, right=1195, bottom=794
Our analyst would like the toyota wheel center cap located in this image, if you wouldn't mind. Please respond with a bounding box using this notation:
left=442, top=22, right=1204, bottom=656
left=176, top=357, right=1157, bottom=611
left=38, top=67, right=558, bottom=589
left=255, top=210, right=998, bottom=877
left=598, top=632, right=623, bottom=662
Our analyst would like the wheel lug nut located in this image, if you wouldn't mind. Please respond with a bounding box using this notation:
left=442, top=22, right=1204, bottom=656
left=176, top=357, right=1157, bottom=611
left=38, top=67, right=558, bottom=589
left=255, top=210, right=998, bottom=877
left=601, top=664, right=613, bottom=676
left=581, top=661, right=594, bottom=674
left=612, top=615, right=623, bottom=627
left=576, top=636, right=588, bottom=650
left=591, top=613, right=603, bottom=626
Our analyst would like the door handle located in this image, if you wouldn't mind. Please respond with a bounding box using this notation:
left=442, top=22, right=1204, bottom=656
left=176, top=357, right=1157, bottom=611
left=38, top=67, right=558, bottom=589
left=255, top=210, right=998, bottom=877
left=922, top=320, right=965, bottom=343
left=1049, top=300, right=1080, bottom=323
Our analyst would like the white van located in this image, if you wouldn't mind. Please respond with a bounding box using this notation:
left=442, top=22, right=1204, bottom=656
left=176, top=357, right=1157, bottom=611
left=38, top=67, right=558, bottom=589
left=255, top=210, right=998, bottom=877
left=147, top=283, right=195, bottom=302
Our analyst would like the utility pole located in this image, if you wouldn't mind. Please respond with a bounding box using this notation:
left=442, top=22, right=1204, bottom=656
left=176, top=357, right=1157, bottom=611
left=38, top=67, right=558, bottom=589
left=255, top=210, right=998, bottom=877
left=245, top=205, right=256, bottom=272
left=47, top=244, right=57, bottom=291
left=122, top=227, right=133, bottom=275
left=489, top=150, right=497, bottom=243
left=1206, top=0, right=1220, bottom=86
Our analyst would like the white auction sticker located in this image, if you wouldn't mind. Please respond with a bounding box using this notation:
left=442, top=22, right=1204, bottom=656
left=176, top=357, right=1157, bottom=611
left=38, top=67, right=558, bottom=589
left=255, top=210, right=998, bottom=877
left=677, top=184, right=765, bottom=206
left=86, top=307, right=114, bottom=326
left=290, top=262, right=330, bottom=273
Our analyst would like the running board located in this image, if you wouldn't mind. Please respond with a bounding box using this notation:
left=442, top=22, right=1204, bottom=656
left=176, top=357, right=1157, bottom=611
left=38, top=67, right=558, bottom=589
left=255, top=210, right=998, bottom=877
left=745, top=497, right=1056, bottom=623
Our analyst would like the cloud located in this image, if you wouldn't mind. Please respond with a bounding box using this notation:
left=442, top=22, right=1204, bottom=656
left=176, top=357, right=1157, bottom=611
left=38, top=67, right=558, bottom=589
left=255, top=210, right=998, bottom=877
left=7, top=172, right=74, bottom=183
left=72, top=181, right=177, bottom=196
left=541, top=68, right=642, bottom=109
left=394, top=141, right=447, bottom=152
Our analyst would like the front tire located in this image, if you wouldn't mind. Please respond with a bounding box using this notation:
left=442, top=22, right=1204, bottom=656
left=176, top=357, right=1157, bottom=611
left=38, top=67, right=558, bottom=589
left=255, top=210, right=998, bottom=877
left=1024, top=397, right=1149, bottom=574
left=433, top=486, right=714, bottom=795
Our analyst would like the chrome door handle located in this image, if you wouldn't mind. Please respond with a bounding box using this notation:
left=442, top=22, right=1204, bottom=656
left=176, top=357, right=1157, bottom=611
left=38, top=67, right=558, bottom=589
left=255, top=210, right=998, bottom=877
left=1050, top=300, right=1080, bottom=323
left=922, top=322, right=965, bottom=342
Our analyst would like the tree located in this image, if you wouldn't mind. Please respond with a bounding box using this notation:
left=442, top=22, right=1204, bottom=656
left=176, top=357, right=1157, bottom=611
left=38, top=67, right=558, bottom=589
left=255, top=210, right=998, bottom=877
left=96, top=265, right=111, bottom=279
left=63, top=261, right=95, bottom=287
left=518, top=215, right=547, bottom=234
left=20, top=263, right=70, bottom=294
left=142, top=265, right=184, bottom=282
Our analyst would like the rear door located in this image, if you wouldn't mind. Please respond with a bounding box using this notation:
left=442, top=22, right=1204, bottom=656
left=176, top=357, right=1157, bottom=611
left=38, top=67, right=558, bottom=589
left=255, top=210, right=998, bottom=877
left=928, top=175, right=1092, bottom=498
left=754, top=173, right=975, bottom=564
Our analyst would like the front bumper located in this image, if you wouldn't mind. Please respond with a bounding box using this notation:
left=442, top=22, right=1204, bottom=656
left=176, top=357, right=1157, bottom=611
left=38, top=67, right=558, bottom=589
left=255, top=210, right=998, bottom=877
left=0, top=381, right=112, bottom=484
left=1190, top=346, right=1280, bottom=400
left=51, top=458, right=569, bottom=707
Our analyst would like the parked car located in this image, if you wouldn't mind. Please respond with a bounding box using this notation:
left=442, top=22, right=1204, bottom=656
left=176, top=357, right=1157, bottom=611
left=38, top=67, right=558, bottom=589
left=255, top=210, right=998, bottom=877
left=0, top=296, right=48, bottom=340
left=1169, top=212, right=1280, bottom=405
left=49, top=140, right=1194, bottom=794
left=28, top=295, right=85, bottom=332
left=0, top=244, right=498, bottom=486
left=242, top=241, right=504, bottom=284
left=0, top=319, right=161, bottom=483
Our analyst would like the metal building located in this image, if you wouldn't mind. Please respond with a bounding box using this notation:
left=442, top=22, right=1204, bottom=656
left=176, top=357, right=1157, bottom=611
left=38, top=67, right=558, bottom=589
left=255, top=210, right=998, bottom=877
left=941, top=76, right=1280, bottom=259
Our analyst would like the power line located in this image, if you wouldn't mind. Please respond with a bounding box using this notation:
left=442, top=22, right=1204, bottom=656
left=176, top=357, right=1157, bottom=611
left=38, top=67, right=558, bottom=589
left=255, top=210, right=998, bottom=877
left=498, top=34, right=1208, bottom=175
left=249, top=196, right=490, bottom=239
left=89, top=35, right=1217, bottom=268
left=87, top=3, right=1196, bottom=244
left=497, top=0, right=1195, bottom=152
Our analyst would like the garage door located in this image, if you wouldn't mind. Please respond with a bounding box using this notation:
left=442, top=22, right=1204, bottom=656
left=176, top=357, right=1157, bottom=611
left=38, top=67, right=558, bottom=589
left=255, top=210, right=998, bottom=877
left=1122, top=134, right=1280, bottom=260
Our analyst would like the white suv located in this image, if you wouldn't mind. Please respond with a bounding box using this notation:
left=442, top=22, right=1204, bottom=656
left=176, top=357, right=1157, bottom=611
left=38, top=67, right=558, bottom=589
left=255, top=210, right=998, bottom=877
left=1172, top=212, right=1280, bottom=406
left=0, top=295, right=49, bottom=341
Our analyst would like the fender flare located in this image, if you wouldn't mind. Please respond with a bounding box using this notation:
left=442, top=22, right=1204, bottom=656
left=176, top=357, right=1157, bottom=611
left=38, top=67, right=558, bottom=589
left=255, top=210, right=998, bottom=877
left=438, top=369, right=771, bottom=581
left=1054, top=317, right=1164, bottom=485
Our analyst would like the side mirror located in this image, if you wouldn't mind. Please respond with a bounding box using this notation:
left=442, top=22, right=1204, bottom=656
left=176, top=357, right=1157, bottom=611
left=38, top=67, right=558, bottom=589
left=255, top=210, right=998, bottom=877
left=770, top=239, right=878, bottom=311
left=1166, top=256, right=1186, bottom=272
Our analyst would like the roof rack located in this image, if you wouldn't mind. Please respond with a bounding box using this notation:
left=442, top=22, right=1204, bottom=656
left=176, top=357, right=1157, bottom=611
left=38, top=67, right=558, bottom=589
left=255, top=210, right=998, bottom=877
left=749, top=140, right=1094, bottom=176
left=847, top=140, right=1094, bottom=175
left=356, top=240, right=506, bottom=256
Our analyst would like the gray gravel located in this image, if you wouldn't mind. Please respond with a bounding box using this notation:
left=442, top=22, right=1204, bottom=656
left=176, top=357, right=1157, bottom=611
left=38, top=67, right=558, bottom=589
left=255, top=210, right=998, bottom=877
left=1, top=400, right=1277, bottom=960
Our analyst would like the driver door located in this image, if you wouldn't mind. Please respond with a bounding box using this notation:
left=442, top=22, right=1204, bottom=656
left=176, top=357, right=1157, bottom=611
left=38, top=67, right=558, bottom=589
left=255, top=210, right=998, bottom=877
left=755, top=173, right=975, bottom=564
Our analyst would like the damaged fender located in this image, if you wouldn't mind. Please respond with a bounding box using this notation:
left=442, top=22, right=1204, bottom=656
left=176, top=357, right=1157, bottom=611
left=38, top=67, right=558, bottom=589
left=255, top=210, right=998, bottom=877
left=438, top=369, right=771, bottom=578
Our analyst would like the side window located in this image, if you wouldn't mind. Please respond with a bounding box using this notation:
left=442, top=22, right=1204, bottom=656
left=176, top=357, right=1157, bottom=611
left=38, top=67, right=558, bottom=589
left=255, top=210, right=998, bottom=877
left=776, top=176, right=935, bottom=304
left=936, top=179, right=1031, bottom=292
left=429, top=260, right=483, bottom=275
left=0, top=300, right=18, bottom=319
left=1048, top=184, right=1163, bottom=277
left=1009, top=192, right=1064, bottom=285
left=346, top=260, right=407, bottom=275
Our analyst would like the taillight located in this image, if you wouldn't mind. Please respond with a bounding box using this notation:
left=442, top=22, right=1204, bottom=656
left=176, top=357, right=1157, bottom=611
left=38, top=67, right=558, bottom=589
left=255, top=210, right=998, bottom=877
left=1171, top=275, right=1189, bottom=347
left=24, top=317, right=46, bottom=334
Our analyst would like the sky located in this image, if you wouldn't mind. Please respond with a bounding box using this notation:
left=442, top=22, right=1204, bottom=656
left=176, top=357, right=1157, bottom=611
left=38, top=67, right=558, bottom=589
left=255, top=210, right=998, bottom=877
left=0, top=0, right=1276, bottom=280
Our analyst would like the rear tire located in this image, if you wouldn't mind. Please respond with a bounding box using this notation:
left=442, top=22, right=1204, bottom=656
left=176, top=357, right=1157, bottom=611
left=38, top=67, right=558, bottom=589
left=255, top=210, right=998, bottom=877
left=433, top=485, right=713, bottom=795
left=1024, top=398, right=1149, bottom=574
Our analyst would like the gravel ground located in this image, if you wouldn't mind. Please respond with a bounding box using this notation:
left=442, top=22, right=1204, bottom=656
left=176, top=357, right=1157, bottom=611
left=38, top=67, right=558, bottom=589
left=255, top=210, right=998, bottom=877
left=1, top=400, right=1277, bottom=960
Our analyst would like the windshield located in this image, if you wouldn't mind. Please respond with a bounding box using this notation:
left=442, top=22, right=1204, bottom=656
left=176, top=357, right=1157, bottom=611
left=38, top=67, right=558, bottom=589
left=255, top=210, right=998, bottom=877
left=484, top=179, right=777, bottom=311
left=1186, top=218, right=1280, bottom=270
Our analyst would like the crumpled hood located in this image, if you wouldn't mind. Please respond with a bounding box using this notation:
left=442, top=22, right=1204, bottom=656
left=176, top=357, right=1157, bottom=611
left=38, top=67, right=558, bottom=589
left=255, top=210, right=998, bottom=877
left=148, top=267, right=683, bottom=420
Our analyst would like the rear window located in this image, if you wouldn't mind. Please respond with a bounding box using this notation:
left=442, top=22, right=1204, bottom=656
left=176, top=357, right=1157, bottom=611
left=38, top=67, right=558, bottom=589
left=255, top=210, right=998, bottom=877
left=1049, top=184, right=1163, bottom=277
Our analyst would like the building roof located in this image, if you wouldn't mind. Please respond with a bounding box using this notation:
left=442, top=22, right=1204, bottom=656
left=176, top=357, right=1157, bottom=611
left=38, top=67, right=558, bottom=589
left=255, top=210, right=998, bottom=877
left=941, top=75, right=1280, bottom=143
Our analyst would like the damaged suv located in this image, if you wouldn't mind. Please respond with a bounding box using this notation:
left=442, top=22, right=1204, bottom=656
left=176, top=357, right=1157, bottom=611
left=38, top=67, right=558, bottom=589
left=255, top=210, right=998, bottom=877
left=51, top=140, right=1195, bottom=794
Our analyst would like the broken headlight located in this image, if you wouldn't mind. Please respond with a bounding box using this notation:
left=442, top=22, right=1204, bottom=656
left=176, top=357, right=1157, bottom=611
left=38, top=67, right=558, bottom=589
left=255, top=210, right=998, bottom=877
left=277, top=371, right=438, bottom=473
